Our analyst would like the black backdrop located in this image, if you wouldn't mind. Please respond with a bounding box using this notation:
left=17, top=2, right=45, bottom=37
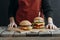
left=0, top=0, right=60, bottom=27
left=0, top=0, right=9, bottom=26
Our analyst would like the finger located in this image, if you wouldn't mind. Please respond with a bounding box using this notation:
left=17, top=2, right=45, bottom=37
left=11, top=24, right=14, bottom=27
left=8, top=24, right=12, bottom=27
left=14, top=24, right=17, bottom=28
left=46, top=25, right=49, bottom=29
left=53, top=25, right=58, bottom=29
left=49, top=24, right=53, bottom=29
left=52, top=25, right=54, bottom=29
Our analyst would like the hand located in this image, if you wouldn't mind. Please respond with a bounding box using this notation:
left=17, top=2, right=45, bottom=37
left=8, top=22, right=17, bottom=28
left=8, top=17, right=17, bottom=28
left=46, top=17, right=58, bottom=29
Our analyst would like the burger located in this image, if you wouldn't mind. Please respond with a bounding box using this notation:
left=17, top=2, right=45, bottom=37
left=19, top=20, right=32, bottom=30
left=33, top=17, right=45, bottom=29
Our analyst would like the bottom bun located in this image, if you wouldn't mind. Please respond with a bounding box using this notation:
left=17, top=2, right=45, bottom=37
left=34, top=26, right=44, bottom=29
left=20, top=27, right=32, bottom=30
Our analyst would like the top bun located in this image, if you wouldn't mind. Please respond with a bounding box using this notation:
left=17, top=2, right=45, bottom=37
left=34, top=17, right=44, bottom=20
left=19, top=20, right=32, bottom=26
left=34, top=17, right=44, bottom=22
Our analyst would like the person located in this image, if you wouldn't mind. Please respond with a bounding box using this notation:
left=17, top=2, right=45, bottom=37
left=42, top=0, right=60, bottom=29
left=8, top=0, right=58, bottom=29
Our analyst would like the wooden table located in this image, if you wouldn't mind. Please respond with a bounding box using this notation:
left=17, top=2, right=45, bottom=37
left=0, top=26, right=60, bottom=37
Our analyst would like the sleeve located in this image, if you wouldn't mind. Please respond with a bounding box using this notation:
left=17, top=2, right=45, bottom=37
left=42, top=0, right=53, bottom=18
left=42, top=0, right=54, bottom=24
left=8, top=0, right=18, bottom=18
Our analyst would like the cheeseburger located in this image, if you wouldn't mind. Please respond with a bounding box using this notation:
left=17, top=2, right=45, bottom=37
left=33, top=17, right=45, bottom=29
left=19, top=20, right=32, bottom=30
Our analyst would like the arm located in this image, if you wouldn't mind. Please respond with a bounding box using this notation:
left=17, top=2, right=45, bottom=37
left=42, top=0, right=58, bottom=29
left=8, top=0, right=18, bottom=28
left=42, top=0, right=53, bottom=18
left=8, top=0, right=18, bottom=20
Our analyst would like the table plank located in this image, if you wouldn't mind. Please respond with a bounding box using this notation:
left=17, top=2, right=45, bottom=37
left=14, top=32, right=26, bottom=37
left=0, top=27, right=6, bottom=36
left=1, top=31, right=15, bottom=37
left=0, top=27, right=60, bottom=37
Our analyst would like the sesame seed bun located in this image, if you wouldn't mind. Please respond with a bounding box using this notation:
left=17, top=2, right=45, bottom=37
left=34, top=17, right=44, bottom=23
left=19, top=20, right=32, bottom=26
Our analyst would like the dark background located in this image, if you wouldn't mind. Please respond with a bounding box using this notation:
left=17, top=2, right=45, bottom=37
left=0, top=0, right=60, bottom=27
left=0, top=0, right=9, bottom=26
